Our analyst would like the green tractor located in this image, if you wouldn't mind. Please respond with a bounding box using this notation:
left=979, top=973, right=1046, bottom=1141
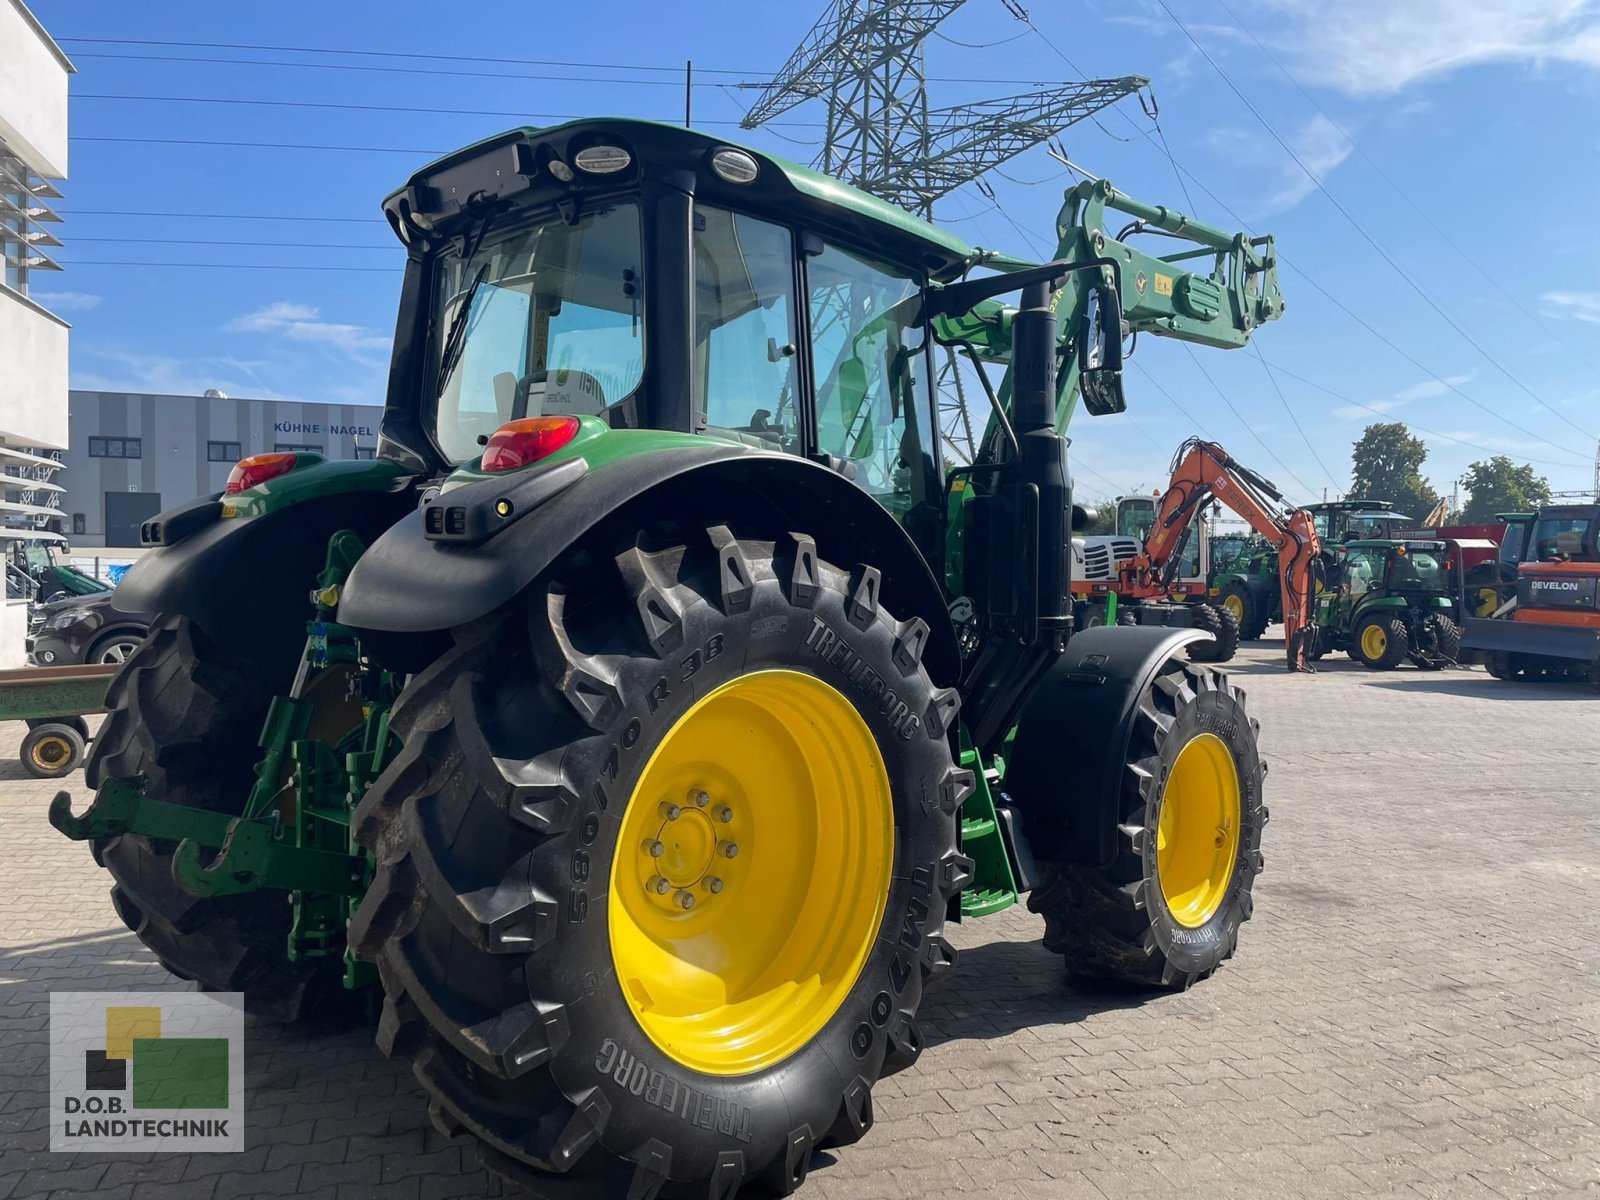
left=1210, top=499, right=1410, bottom=639
left=51, top=119, right=1282, bottom=1197
left=1312, top=538, right=1468, bottom=669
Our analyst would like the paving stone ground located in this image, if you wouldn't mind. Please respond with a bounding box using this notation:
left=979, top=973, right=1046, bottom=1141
left=2, top=644, right=1597, bottom=1198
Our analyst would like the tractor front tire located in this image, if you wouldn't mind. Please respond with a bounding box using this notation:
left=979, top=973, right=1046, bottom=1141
left=85, top=615, right=352, bottom=1021
left=349, top=524, right=968, bottom=1198
left=1028, top=659, right=1265, bottom=990
left=1353, top=614, right=1408, bottom=670
left=1186, top=603, right=1240, bottom=664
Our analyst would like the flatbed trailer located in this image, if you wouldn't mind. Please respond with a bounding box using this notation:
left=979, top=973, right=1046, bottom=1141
left=0, top=664, right=115, bottom=777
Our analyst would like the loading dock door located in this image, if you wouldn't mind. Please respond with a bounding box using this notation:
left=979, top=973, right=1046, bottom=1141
left=105, top=491, right=161, bottom=549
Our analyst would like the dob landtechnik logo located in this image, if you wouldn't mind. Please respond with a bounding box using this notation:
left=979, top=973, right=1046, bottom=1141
left=50, top=991, right=244, bottom=1152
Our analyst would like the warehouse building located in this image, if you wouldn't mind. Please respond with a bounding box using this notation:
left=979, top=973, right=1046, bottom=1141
left=62, top=390, right=384, bottom=547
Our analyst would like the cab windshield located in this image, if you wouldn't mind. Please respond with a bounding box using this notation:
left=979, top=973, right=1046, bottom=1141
left=430, top=203, right=644, bottom=464
left=1530, top=514, right=1595, bottom=560
left=1387, top=549, right=1444, bottom=589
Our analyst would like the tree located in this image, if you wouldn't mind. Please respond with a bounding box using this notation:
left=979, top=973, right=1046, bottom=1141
left=1457, top=456, right=1551, bottom=523
left=1349, top=423, right=1440, bottom=521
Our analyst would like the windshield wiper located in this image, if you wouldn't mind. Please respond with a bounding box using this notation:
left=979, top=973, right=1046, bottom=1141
left=433, top=212, right=499, bottom=400
left=434, top=262, right=488, bottom=400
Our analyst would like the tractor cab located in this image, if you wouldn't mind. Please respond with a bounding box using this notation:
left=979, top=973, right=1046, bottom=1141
left=385, top=121, right=976, bottom=534
left=1308, top=499, right=1411, bottom=545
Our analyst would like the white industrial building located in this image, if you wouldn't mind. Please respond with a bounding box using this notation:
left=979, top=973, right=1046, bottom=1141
left=0, top=0, right=73, bottom=666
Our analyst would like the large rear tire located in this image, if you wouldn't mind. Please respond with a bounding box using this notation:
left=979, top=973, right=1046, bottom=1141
left=1221, top=582, right=1268, bottom=641
left=1353, top=613, right=1408, bottom=670
left=84, top=615, right=354, bottom=1021
left=1027, top=659, right=1265, bottom=989
left=349, top=523, right=968, bottom=1197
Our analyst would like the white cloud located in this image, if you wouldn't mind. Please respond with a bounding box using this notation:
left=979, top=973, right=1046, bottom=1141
left=1540, top=290, right=1600, bottom=324
left=72, top=347, right=290, bottom=399
left=1393, top=373, right=1475, bottom=403
left=227, top=301, right=389, bottom=353
left=32, top=290, right=102, bottom=312
left=1248, top=0, right=1600, bottom=95
left=1207, top=114, right=1354, bottom=214
left=1330, top=372, right=1474, bottom=419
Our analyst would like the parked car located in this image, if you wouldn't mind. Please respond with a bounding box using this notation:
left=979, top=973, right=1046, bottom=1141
left=28, top=592, right=152, bottom=666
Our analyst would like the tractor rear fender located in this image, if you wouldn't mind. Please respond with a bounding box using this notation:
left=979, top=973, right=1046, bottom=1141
left=339, top=444, right=961, bottom=687
left=111, top=477, right=416, bottom=681
left=1001, top=625, right=1210, bottom=867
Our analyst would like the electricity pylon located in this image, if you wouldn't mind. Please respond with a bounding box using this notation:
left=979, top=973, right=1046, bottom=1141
left=741, top=0, right=1144, bottom=460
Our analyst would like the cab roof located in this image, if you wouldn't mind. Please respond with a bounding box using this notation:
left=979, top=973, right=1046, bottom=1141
left=385, top=117, right=988, bottom=281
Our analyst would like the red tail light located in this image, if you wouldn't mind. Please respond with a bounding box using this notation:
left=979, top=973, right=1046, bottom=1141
left=225, top=452, right=299, bottom=495
left=481, top=416, right=581, bottom=473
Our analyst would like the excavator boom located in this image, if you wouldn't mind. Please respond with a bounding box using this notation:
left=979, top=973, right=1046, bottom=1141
left=1125, top=438, right=1321, bottom=671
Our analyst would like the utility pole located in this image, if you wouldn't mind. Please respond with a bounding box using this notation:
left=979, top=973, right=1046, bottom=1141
left=740, top=0, right=1144, bottom=461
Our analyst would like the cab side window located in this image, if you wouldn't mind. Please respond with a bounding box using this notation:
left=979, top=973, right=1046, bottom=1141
left=692, top=208, right=799, bottom=451
left=807, top=242, right=936, bottom=518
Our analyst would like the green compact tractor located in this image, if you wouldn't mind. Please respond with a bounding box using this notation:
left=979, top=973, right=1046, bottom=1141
left=1312, top=539, right=1467, bottom=669
left=1211, top=499, right=1409, bottom=639
left=51, top=120, right=1282, bottom=1197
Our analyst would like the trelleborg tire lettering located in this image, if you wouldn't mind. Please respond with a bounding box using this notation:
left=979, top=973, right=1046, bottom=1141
left=348, top=522, right=969, bottom=1198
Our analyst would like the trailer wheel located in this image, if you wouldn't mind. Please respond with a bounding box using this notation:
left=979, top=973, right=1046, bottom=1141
left=84, top=614, right=356, bottom=1022
left=1353, top=614, right=1408, bottom=670
left=1028, top=659, right=1265, bottom=989
left=21, top=722, right=86, bottom=778
left=349, top=524, right=966, bottom=1197
left=1186, top=604, right=1239, bottom=664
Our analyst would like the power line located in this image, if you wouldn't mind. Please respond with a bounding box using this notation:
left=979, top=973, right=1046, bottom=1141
left=74, top=93, right=823, bottom=128
left=69, top=51, right=702, bottom=87
left=73, top=135, right=438, bottom=155
left=1014, top=5, right=1596, bottom=466
left=1105, top=114, right=1593, bottom=466
left=56, top=260, right=401, bottom=272
left=64, top=209, right=383, bottom=223
left=1209, top=0, right=1600, bottom=378
left=1257, top=356, right=1591, bottom=471
left=1152, top=0, right=1597, bottom=443
left=58, top=37, right=1047, bottom=86
left=1251, top=342, right=1340, bottom=491
left=1179, top=343, right=1318, bottom=501
left=1127, top=361, right=1217, bottom=442
left=72, top=236, right=388, bottom=249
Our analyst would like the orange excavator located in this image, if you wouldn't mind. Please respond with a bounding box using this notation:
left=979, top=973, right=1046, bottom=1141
left=1085, top=438, right=1322, bottom=671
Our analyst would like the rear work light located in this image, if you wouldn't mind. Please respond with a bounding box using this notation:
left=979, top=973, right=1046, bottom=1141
left=225, top=452, right=299, bottom=495
left=481, top=416, right=581, bottom=473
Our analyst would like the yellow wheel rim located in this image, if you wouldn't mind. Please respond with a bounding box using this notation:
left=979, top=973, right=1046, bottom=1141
left=609, top=670, right=893, bottom=1076
left=30, top=735, right=72, bottom=771
left=1360, top=623, right=1387, bottom=659
left=1475, top=587, right=1498, bottom=617
left=1156, top=733, right=1240, bottom=928
left=1222, top=594, right=1245, bottom=623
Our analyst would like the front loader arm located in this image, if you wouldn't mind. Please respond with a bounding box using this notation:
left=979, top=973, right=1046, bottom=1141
left=1121, top=439, right=1320, bottom=671
left=941, top=179, right=1283, bottom=453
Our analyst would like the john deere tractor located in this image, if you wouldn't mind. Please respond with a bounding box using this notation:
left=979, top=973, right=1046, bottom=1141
left=1312, top=538, right=1466, bottom=668
left=52, top=120, right=1282, bottom=1197
left=1212, top=498, right=1410, bottom=639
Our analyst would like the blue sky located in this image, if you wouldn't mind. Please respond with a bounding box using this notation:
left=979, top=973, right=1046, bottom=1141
left=31, top=0, right=1600, bottom=506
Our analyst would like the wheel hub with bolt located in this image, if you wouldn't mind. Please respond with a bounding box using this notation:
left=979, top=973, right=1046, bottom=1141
left=609, top=669, right=893, bottom=1076
left=640, top=790, right=735, bottom=912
